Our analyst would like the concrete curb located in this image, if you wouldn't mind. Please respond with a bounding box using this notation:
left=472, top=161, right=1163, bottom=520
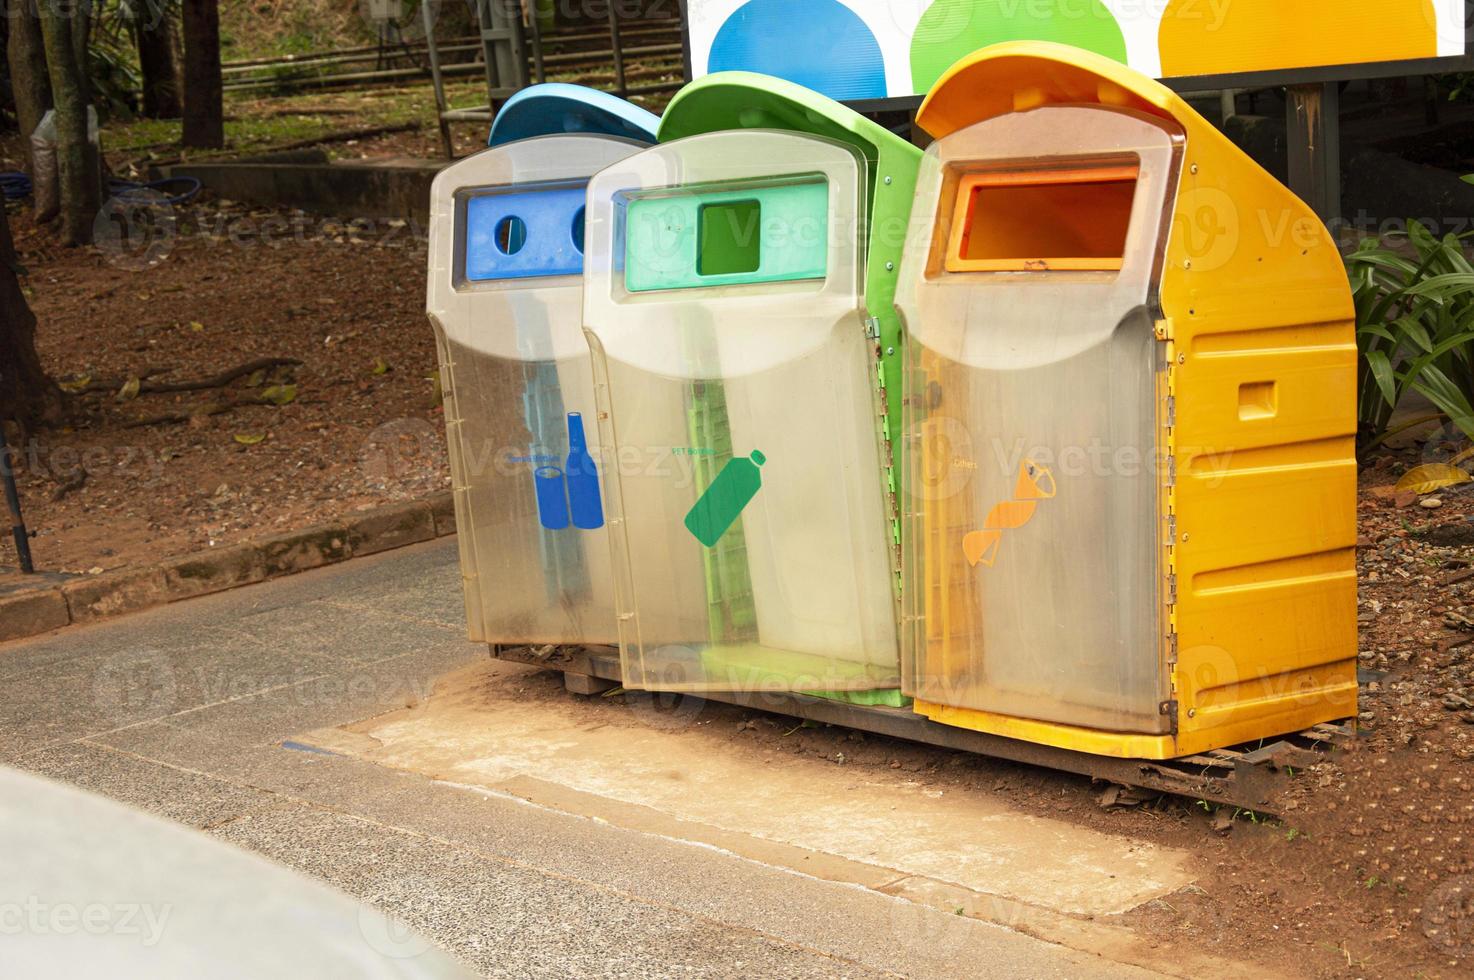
left=158, top=157, right=443, bottom=222
left=0, top=493, right=456, bottom=645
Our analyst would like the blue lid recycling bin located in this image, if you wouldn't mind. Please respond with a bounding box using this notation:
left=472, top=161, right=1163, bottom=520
left=428, top=109, right=651, bottom=645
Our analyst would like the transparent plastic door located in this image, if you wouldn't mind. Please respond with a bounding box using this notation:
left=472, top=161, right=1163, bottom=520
left=584, top=130, right=900, bottom=693
left=897, top=107, right=1183, bottom=732
left=427, top=134, right=644, bottom=645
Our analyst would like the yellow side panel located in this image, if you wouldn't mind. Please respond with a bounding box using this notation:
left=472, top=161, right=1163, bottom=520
left=1160, top=71, right=1359, bottom=753
left=914, top=700, right=1176, bottom=760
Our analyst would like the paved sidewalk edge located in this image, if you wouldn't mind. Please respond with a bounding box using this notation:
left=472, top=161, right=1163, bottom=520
left=0, top=493, right=456, bottom=644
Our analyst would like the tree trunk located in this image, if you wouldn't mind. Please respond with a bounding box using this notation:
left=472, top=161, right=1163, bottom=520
left=181, top=0, right=222, bottom=149
left=134, top=0, right=182, bottom=119
left=70, top=0, right=91, bottom=108
left=0, top=209, right=64, bottom=429
left=5, top=0, right=53, bottom=172
left=35, top=4, right=99, bottom=246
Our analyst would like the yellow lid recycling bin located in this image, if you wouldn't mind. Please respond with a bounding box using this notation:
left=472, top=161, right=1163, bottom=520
left=582, top=130, right=901, bottom=697
left=427, top=129, right=648, bottom=645
left=896, top=43, right=1358, bottom=759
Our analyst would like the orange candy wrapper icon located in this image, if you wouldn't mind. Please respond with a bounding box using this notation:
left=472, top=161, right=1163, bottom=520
left=962, top=460, right=1056, bottom=568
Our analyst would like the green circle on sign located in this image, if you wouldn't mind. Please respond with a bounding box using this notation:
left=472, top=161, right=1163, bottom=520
left=909, top=0, right=1128, bottom=92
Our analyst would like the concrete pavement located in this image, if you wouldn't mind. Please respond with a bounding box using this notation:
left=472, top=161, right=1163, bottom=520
left=0, top=538, right=1192, bottom=979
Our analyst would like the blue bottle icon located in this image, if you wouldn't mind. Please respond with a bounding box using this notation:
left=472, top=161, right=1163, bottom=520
left=565, top=413, right=604, bottom=530
left=534, top=467, right=570, bottom=530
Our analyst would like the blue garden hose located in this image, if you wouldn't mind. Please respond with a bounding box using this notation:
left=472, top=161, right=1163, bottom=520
left=1, top=172, right=31, bottom=201
left=106, top=176, right=203, bottom=206
left=1, top=172, right=202, bottom=206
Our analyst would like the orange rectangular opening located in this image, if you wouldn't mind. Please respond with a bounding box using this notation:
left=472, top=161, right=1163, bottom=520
left=946, top=163, right=1140, bottom=273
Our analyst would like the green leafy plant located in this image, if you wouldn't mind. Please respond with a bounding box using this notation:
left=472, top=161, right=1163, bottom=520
left=1439, top=72, right=1474, bottom=103
left=88, top=35, right=144, bottom=119
left=1347, top=220, right=1474, bottom=453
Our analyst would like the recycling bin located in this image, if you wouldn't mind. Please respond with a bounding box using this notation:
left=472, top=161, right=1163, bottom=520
left=427, top=87, right=655, bottom=645
left=653, top=72, right=923, bottom=704
left=583, top=129, right=900, bottom=696
left=896, top=42, right=1357, bottom=759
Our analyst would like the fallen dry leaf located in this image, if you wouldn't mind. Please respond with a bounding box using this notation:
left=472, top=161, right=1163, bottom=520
left=1395, top=463, right=1471, bottom=495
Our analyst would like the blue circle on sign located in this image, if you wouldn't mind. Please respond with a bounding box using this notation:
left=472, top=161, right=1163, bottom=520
left=709, top=0, right=888, bottom=102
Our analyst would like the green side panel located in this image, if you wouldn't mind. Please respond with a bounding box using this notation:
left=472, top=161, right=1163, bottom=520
left=869, top=142, right=919, bottom=481
left=909, top=1, right=1128, bottom=91
left=803, top=688, right=911, bottom=708
left=625, top=180, right=828, bottom=293
left=686, top=382, right=759, bottom=647
left=699, top=644, right=902, bottom=694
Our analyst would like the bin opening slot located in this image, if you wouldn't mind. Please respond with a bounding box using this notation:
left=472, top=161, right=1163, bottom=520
left=458, top=182, right=588, bottom=284
left=946, top=162, right=1139, bottom=274
left=622, top=176, right=829, bottom=293
left=699, top=200, right=762, bottom=276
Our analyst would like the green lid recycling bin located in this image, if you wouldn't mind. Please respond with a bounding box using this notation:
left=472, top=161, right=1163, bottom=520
left=426, top=130, right=648, bottom=646
left=582, top=129, right=901, bottom=697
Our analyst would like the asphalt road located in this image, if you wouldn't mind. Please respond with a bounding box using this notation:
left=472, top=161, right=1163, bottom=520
left=0, top=538, right=1170, bottom=979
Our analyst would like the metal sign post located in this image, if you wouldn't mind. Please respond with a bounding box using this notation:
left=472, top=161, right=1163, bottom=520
left=0, top=419, right=34, bottom=574
left=1287, top=82, right=1343, bottom=222
left=422, top=0, right=536, bottom=157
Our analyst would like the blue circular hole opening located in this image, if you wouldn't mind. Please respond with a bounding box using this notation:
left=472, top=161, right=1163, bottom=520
left=571, top=207, right=586, bottom=253
left=495, top=215, right=527, bottom=255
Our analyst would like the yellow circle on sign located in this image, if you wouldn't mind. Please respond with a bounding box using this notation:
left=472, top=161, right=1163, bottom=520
left=1158, top=0, right=1438, bottom=77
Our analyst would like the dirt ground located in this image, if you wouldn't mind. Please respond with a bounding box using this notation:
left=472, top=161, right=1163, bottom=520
left=1, top=195, right=445, bottom=586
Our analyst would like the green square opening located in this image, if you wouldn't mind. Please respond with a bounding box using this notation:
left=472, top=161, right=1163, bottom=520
left=698, top=199, right=761, bottom=277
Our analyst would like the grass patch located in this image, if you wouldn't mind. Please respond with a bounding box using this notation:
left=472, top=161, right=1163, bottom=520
left=104, top=80, right=489, bottom=164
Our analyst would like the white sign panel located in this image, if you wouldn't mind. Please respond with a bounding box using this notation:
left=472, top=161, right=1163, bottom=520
left=686, top=0, right=1467, bottom=102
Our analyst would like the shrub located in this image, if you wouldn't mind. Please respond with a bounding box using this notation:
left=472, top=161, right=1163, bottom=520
left=1346, top=220, right=1474, bottom=453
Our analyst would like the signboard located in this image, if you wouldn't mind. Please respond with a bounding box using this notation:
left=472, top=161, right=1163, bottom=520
left=683, top=0, right=1472, bottom=103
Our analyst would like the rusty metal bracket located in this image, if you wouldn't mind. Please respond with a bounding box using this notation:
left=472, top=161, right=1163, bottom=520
left=491, top=646, right=1353, bottom=817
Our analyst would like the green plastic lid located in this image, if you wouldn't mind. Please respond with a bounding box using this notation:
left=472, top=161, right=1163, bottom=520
left=659, top=71, right=916, bottom=184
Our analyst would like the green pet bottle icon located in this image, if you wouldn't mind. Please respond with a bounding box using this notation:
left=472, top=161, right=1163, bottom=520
left=684, top=450, right=766, bottom=548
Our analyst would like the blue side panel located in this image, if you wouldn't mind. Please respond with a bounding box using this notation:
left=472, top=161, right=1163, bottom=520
left=708, top=0, right=888, bottom=102
left=464, top=184, right=588, bottom=281
left=518, top=352, right=591, bottom=601
left=489, top=83, right=661, bottom=147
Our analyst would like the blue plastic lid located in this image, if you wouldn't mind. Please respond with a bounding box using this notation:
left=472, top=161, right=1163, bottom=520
left=489, top=84, right=660, bottom=147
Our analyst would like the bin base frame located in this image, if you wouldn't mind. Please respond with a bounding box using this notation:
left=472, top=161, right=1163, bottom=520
left=490, top=644, right=1353, bottom=817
